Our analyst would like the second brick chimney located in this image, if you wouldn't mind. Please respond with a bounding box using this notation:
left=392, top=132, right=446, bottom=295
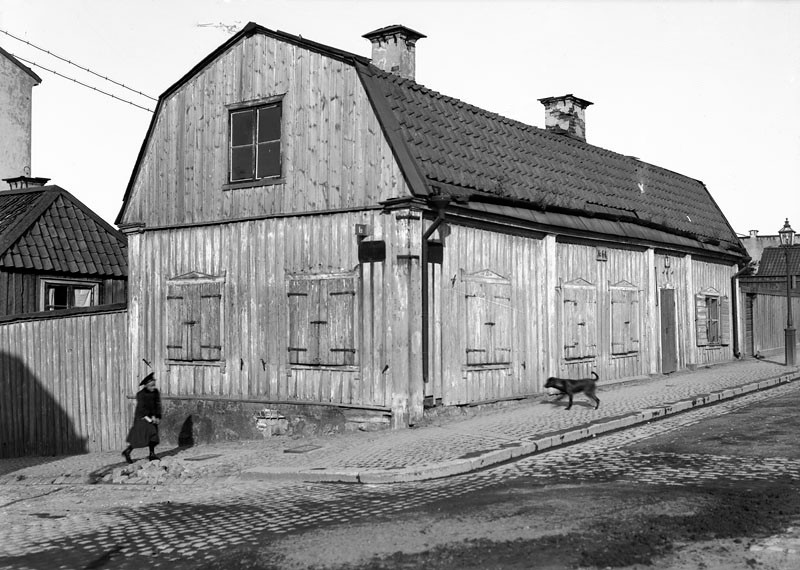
left=538, top=94, right=593, bottom=142
left=363, top=25, right=426, bottom=81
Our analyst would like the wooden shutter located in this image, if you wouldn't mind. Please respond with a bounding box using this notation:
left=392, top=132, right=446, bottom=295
left=326, top=277, right=356, bottom=365
left=630, top=293, right=640, bottom=352
left=695, top=293, right=709, bottom=346
left=166, top=284, right=188, bottom=360
left=491, top=282, right=512, bottom=363
left=720, top=295, right=731, bottom=346
left=199, top=282, right=222, bottom=360
left=563, top=284, right=597, bottom=359
left=610, top=288, right=628, bottom=355
left=465, top=280, right=488, bottom=365
left=288, top=279, right=312, bottom=364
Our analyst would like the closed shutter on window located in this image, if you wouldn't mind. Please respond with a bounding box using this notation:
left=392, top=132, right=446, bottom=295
left=490, top=282, right=512, bottom=363
left=611, top=288, right=640, bottom=354
left=563, top=285, right=597, bottom=359
left=166, top=284, right=187, bottom=360
left=199, top=282, right=222, bottom=360
left=288, top=279, right=313, bottom=364
left=465, top=280, right=488, bottom=365
left=327, top=277, right=356, bottom=365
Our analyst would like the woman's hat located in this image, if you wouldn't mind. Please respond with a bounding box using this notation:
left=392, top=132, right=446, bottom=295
left=139, top=372, right=156, bottom=386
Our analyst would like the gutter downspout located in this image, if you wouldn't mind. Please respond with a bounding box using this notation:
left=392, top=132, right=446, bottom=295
left=731, top=262, right=754, bottom=358
left=421, top=195, right=451, bottom=390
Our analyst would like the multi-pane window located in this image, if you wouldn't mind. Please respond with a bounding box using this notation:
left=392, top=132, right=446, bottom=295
left=229, top=102, right=281, bottom=183
left=287, top=274, right=357, bottom=366
left=463, top=272, right=512, bottom=365
left=166, top=277, right=223, bottom=362
left=40, top=279, right=98, bottom=311
left=695, top=291, right=730, bottom=347
left=561, top=279, right=598, bottom=360
left=610, top=282, right=641, bottom=355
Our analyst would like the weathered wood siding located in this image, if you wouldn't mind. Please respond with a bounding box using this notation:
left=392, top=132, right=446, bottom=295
left=746, top=292, right=800, bottom=356
left=121, top=34, right=407, bottom=228
left=556, top=241, right=649, bottom=381
left=691, top=258, right=737, bottom=365
left=431, top=224, right=544, bottom=405
left=126, top=209, right=419, bottom=413
left=0, top=310, right=129, bottom=458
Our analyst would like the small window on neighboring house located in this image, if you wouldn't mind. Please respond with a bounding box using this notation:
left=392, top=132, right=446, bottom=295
left=695, top=291, right=730, bottom=347
left=230, top=102, right=281, bottom=183
left=287, top=274, right=357, bottom=366
left=166, top=275, right=224, bottom=362
left=561, top=279, right=598, bottom=360
left=40, top=279, right=99, bottom=311
left=610, top=282, right=641, bottom=355
left=463, top=271, right=512, bottom=366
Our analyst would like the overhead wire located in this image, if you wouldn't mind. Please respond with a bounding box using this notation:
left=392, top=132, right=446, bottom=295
left=0, top=27, right=157, bottom=101
left=11, top=53, right=154, bottom=113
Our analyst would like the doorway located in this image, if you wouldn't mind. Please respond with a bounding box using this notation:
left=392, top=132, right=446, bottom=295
left=660, top=288, right=677, bottom=373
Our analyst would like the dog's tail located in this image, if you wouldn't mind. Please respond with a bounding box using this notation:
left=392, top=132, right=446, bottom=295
left=591, top=371, right=599, bottom=381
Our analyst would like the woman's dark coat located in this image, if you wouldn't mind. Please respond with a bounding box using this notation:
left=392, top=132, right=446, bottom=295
left=126, top=388, right=162, bottom=448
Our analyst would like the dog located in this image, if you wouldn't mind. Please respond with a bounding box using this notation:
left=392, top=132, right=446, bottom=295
left=544, top=371, right=600, bottom=410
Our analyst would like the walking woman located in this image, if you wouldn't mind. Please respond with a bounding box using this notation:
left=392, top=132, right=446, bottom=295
left=122, top=372, right=162, bottom=463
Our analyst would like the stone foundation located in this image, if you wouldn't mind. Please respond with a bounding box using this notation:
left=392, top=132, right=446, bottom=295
left=151, top=398, right=391, bottom=445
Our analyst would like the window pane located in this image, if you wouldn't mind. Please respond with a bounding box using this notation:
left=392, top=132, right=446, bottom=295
left=231, top=146, right=254, bottom=181
left=258, top=105, right=281, bottom=142
left=231, top=110, right=255, bottom=146
left=47, top=285, right=68, bottom=310
left=73, top=287, right=94, bottom=307
left=257, top=141, right=281, bottom=178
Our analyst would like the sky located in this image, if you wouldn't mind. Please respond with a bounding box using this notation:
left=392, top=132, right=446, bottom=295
left=1, top=0, right=798, bottom=236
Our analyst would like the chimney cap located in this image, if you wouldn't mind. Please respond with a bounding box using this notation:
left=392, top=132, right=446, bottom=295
left=362, top=25, right=426, bottom=42
left=3, top=175, right=51, bottom=190
left=538, top=94, right=594, bottom=108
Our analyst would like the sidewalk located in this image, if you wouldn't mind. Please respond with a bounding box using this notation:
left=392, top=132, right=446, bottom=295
left=1, top=358, right=798, bottom=486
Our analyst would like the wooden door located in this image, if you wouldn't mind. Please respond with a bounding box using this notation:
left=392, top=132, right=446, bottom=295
left=660, top=288, right=677, bottom=373
left=745, top=294, right=754, bottom=357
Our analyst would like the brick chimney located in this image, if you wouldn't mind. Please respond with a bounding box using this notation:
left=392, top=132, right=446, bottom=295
left=363, top=25, right=426, bottom=81
left=538, top=94, right=593, bottom=142
left=3, top=175, right=50, bottom=190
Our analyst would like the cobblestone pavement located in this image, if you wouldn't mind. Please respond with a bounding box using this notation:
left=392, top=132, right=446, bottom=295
left=1, top=359, right=798, bottom=488
left=3, top=379, right=800, bottom=568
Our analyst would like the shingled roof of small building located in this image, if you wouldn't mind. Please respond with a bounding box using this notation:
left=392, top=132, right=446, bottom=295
left=758, top=246, right=800, bottom=277
left=120, top=23, right=746, bottom=260
left=0, top=186, right=127, bottom=276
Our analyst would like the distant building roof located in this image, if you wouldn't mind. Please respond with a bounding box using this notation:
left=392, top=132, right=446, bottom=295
left=0, top=45, right=42, bottom=84
left=0, top=186, right=126, bottom=276
left=758, top=246, right=800, bottom=277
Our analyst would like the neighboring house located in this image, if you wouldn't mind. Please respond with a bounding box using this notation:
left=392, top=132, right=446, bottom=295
left=0, top=45, right=41, bottom=182
left=116, top=23, right=748, bottom=437
left=739, top=246, right=800, bottom=358
left=0, top=177, right=127, bottom=317
left=740, top=229, right=792, bottom=267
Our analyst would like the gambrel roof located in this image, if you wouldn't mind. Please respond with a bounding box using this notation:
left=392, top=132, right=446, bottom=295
left=120, top=22, right=745, bottom=260
left=0, top=186, right=127, bottom=276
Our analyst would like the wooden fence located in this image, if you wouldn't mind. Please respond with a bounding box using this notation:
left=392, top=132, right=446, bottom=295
left=0, top=306, right=129, bottom=458
left=746, top=291, right=800, bottom=357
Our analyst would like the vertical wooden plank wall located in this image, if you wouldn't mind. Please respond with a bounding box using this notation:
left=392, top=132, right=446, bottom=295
left=437, top=225, right=542, bottom=405
left=0, top=310, right=129, bottom=458
left=129, top=210, right=395, bottom=409
left=750, top=293, right=800, bottom=355
left=692, top=258, right=737, bottom=366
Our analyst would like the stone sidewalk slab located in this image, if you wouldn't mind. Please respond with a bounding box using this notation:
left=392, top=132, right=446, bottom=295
left=1, top=359, right=798, bottom=486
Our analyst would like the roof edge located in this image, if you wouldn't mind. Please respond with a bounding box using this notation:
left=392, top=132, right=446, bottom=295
left=0, top=44, right=42, bottom=84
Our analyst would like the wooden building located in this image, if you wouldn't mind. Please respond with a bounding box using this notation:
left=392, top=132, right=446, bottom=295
left=0, top=177, right=127, bottom=317
left=739, top=246, right=800, bottom=358
left=117, top=23, right=748, bottom=437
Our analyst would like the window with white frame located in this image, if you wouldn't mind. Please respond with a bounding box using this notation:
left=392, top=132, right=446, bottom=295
left=40, top=278, right=99, bottom=311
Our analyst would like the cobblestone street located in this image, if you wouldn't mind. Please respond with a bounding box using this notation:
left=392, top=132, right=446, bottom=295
left=3, top=379, right=800, bottom=569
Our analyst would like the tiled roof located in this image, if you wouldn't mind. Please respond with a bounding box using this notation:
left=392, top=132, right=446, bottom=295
left=357, top=63, right=745, bottom=257
left=758, top=247, right=800, bottom=277
left=0, top=187, right=127, bottom=277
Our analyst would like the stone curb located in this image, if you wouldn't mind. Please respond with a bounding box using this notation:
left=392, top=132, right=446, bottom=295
left=240, top=370, right=800, bottom=485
